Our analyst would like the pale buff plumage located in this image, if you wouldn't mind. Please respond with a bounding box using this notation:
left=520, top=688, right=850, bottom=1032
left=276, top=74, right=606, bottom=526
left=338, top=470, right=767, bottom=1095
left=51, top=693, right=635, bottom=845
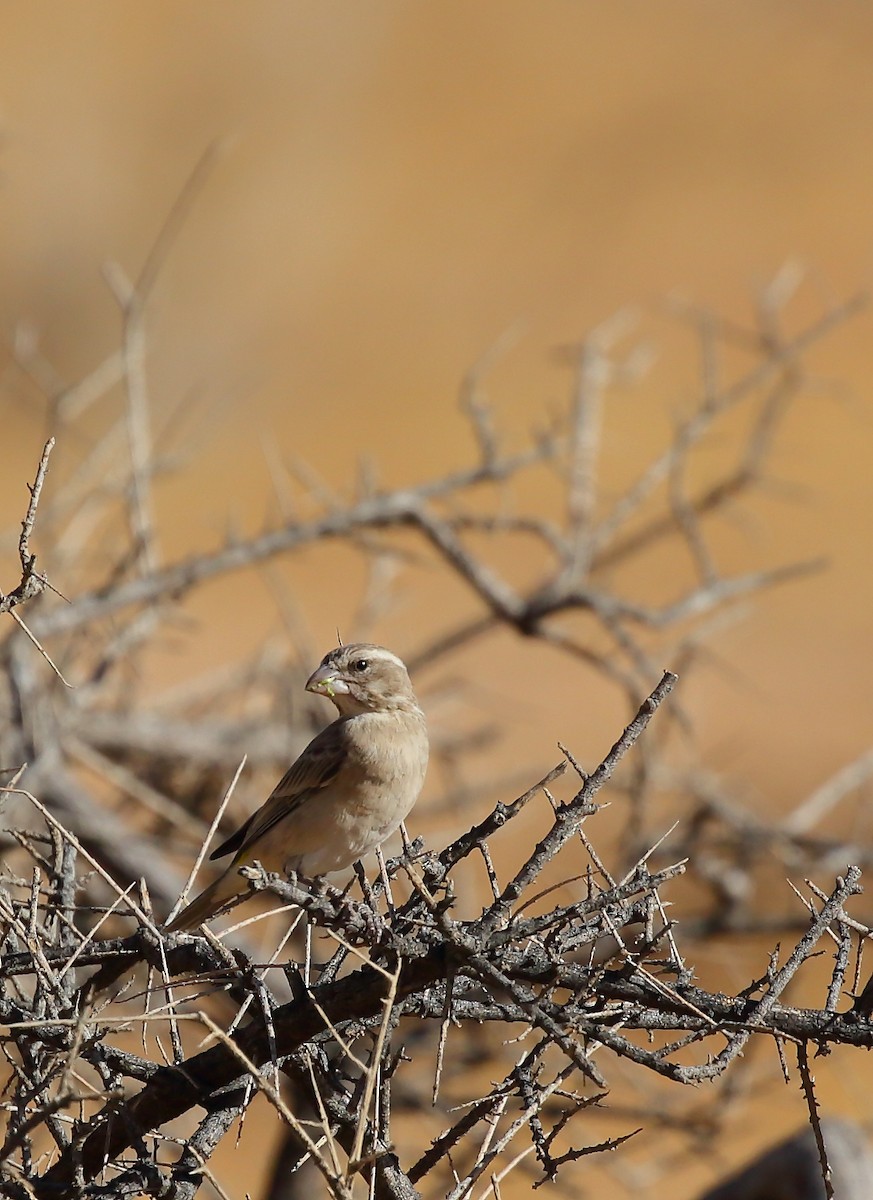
left=166, top=644, right=428, bottom=931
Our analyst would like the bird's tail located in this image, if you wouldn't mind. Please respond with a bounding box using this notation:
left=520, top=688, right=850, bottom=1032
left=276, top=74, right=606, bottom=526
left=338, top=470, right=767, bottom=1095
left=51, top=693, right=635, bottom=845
left=165, top=869, right=243, bottom=932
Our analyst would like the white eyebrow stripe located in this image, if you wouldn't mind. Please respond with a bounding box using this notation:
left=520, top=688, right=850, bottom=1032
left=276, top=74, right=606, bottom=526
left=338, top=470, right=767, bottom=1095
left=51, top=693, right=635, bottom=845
left=322, top=645, right=408, bottom=672
left=360, top=647, right=406, bottom=670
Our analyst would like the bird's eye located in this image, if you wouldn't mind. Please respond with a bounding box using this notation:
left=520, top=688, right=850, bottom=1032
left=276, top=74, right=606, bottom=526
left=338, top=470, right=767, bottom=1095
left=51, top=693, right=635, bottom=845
left=351, top=659, right=369, bottom=673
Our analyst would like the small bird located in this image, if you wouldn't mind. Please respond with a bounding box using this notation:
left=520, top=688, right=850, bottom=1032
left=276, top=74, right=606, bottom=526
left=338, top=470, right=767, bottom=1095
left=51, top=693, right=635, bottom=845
left=166, top=643, right=428, bottom=932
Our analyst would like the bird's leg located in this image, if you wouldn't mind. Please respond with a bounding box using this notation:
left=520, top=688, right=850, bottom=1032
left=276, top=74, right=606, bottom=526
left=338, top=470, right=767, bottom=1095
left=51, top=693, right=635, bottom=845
left=337, top=873, right=357, bottom=900
left=354, top=859, right=378, bottom=910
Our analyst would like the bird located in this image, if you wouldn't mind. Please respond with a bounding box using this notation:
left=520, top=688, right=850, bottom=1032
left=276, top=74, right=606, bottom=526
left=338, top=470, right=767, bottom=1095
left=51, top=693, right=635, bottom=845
left=166, top=643, right=428, bottom=932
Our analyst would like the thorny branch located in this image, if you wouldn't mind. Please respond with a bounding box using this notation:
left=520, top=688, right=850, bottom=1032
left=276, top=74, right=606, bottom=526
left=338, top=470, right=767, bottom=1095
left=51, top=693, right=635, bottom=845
left=0, top=436, right=55, bottom=619
left=1, top=215, right=871, bottom=1198
left=4, top=678, right=873, bottom=1200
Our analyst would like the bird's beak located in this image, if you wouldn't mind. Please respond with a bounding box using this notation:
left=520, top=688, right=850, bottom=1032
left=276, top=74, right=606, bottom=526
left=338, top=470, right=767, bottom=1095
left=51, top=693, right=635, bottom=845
left=305, top=664, right=350, bottom=699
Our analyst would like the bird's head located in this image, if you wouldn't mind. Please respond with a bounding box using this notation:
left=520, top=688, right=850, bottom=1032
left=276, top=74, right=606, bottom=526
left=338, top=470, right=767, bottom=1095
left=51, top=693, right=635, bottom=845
left=305, top=643, right=420, bottom=716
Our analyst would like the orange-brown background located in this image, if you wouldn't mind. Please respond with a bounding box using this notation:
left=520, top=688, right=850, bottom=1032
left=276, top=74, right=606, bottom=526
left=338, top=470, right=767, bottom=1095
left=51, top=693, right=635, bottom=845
left=2, top=4, right=873, bottom=1196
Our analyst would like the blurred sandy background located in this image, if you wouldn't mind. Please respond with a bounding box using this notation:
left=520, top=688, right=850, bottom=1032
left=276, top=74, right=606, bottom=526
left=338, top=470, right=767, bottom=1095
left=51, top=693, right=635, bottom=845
left=2, top=3, right=873, bottom=1196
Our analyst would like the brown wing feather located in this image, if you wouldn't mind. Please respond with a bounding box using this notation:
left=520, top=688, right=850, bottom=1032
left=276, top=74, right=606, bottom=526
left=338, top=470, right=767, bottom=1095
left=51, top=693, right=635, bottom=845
left=210, top=722, right=347, bottom=863
left=209, top=810, right=257, bottom=861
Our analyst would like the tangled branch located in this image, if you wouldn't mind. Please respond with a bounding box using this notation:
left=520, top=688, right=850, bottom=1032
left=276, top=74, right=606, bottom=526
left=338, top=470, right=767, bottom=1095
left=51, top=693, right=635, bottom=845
left=1, top=188, right=871, bottom=1196
left=3, top=670, right=872, bottom=1200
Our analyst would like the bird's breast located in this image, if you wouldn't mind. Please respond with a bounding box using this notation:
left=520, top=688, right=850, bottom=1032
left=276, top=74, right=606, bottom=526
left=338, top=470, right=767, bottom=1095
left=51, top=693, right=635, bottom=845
left=288, top=709, right=427, bottom=876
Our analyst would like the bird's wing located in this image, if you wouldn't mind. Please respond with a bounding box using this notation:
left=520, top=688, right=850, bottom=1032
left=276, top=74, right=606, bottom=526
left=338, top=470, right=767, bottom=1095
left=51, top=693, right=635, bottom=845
left=209, top=724, right=347, bottom=862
